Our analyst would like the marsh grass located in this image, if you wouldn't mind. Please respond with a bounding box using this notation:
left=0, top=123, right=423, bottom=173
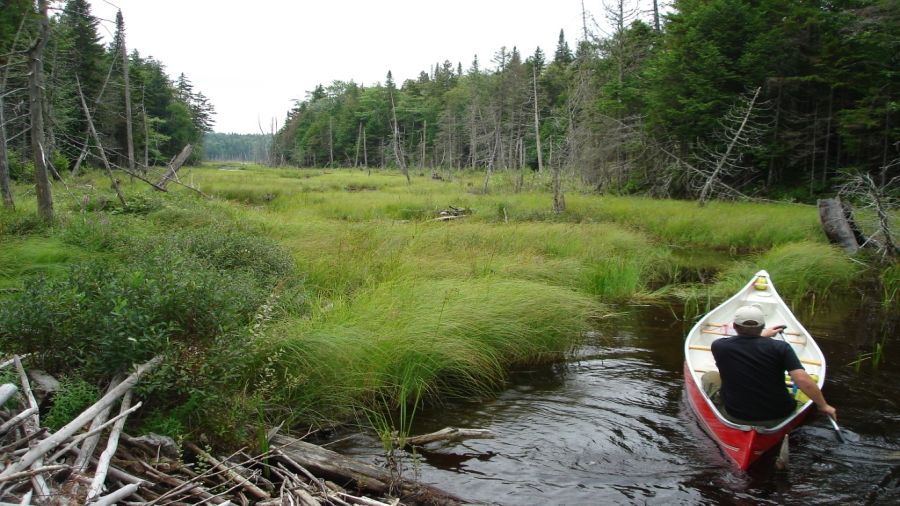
left=880, top=264, right=900, bottom=309
left=252, top=278, right=597, bottom=426
left=2, top=166, right=873, bottom=433
left=679, top=241, right=862, bottom=321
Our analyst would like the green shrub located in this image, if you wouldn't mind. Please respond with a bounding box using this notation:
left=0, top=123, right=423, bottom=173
left=44, top=377, right=99, bottom=431
left=0, top=225, right=292, bottom=379
left=0, top=209, right=45, bottom=236
left=50, top=150, right=70, bottom=174
left=7, top=151, right=31, bottom=181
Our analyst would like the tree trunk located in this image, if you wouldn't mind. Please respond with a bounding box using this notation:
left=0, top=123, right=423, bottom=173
left=532, top=66, right=544, bottom=175
left=652, top=0, right=660, bottom=31
left=0, top=90, right=13, bottom=209
left=76, top=76, right=127, bottom=207
left=0, top=18, right=26, bottom=209
left=363, top=126, right=369, bottom=173
left=328, top=116, right=334, bottom=166
left=354, top=121, right=362, bottom=168
left=120, top=11, right=136, bottom=175
left=29, top=0, right=53, bottom=221
left=817, top=198, right=861, bottom=254
left=389, top=89, right=409, bottom=183
left=767, top=83, right=783, bottom=188
left=552, top=163, right=565, bottom=214
left=698, top=87, right=761, bottom=206
left=142, top=86, right=149, bottom=171
left=422, top=119, right=427, bottom=173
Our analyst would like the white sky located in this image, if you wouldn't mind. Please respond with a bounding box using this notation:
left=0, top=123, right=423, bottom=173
left=88, top=0, right=593, bottom=134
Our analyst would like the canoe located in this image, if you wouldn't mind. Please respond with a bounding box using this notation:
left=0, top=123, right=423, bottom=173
left=683, top=270, right=827, bottom=470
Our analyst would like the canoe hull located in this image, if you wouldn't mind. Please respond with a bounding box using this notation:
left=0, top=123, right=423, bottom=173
left=683, top=361, right=812, bottom=470
left=683, top=270, right=825, bottom=470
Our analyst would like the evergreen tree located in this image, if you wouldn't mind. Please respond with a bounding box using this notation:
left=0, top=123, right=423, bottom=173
left=553, top=29, right=574, bottom=65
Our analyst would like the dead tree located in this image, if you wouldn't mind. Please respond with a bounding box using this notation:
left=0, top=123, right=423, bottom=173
left=837, top=167, right=899, bottom=259
left=156, top=143, right=193, bottom=190
left=694, top=87, right=766, bottom=206
left=0, top=16, right=27, bottom=209
left=117, top=10, right=136, bottom=175
left=532, top=65, right=544, bottom=175
left=28, top=0, right=53, bottom=220
left=76, top=76, right=127, bottom=207
left=389, top=87, right=409, bottom=183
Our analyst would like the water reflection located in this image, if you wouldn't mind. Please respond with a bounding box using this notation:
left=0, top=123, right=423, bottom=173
left=333, top=299, right=899, bottom=505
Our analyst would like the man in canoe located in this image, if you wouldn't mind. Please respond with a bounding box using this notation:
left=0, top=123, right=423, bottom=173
left=703, top=305, right=837, bottom=427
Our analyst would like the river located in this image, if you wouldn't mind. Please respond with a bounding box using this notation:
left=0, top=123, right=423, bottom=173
left=332, top=295, right=900, bottom=505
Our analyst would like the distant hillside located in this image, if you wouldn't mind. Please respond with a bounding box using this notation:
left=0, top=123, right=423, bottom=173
left=205, top=133, right=270, bottom=162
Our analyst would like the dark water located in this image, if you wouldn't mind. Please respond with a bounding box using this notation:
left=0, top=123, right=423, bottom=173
left=333, top=296, right=900, bottom=505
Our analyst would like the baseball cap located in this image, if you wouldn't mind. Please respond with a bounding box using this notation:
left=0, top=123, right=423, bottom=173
left=733, top=305, right=765, bottom=327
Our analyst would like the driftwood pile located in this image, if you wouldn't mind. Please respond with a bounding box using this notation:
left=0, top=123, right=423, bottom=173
left=0, top=355, right=479, bottom=505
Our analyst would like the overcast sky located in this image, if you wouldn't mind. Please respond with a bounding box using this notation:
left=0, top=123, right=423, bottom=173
left=88, top=0, right=594, bottom=134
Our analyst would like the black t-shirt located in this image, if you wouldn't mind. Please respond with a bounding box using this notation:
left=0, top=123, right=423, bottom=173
left=711, top=334, right=804, bottom=421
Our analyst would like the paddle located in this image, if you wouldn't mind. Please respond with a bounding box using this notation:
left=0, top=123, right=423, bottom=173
left=827, top=414, right=846, bottom=443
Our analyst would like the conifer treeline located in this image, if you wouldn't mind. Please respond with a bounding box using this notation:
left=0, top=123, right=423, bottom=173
left=273, top=0, right=898, bottom=199
left=0, top=0, right=214, bottom=183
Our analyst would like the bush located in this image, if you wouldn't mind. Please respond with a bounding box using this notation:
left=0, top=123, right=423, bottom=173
left=44, top=377, right=99, bottom=431
left=6, top=151, right=31, bottom=181
left=0, top=224, right=292, bottom=380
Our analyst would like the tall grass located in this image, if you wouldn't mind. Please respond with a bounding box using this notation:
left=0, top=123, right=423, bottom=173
left=680, top=241, right=863, bottom=320
left=570, top=194, right=824, bottom=249
left=881, top=264, right=900, bottom=309
left=3, top=166, right=874, bottom=433
left=251, top=278, right=597, bottom=425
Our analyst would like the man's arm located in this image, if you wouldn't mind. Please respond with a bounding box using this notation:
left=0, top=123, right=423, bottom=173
left=788, top=368, right=837, bottom=420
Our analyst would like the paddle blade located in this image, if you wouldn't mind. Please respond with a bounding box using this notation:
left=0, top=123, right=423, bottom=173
left=775, top=434, right=789, bottom=470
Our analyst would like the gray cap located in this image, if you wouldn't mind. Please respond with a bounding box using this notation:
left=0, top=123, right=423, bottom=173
left=734, top=305, right=765, bottom=327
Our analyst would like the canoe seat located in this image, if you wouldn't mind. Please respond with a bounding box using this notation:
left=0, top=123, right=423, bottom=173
left=706, top=322, right=803, bottom=336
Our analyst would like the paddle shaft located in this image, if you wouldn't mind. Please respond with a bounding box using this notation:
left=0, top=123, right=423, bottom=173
left=827, top=414, right=846, bottom=443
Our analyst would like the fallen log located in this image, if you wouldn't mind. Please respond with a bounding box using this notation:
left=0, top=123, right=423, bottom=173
left=403, top=427, right=495, bottom=447
left=818, top=198, right=868, bottom=254
left=271, top=434, right=465, bottom=505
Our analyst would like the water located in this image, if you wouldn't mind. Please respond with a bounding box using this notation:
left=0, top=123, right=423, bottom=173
left=332, top=297, right=900, bottom=505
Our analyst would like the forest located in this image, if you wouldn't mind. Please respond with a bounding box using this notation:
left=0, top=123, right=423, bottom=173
left=272, top=0, right=898, bottom=202
left=0, top=0, right=214, bottom=212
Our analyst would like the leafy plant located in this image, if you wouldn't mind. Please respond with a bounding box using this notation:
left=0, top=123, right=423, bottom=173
left=44, top=377, right=99, bottom=431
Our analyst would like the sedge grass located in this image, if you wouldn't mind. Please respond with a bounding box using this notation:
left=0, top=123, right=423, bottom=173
left=679, top=241, right=863, bottom=320
left=251, top=277, right=597, bottom=425
left=5, top=166, right=878, bottom=431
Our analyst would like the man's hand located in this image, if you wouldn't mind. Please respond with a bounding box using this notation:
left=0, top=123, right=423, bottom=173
left=761, top=324, right=788, bottom=338
left=819, top=404, right=837, bottom=420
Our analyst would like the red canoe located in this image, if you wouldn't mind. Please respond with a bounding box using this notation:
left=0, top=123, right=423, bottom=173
left=683, top=270, right=827, bottom=470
